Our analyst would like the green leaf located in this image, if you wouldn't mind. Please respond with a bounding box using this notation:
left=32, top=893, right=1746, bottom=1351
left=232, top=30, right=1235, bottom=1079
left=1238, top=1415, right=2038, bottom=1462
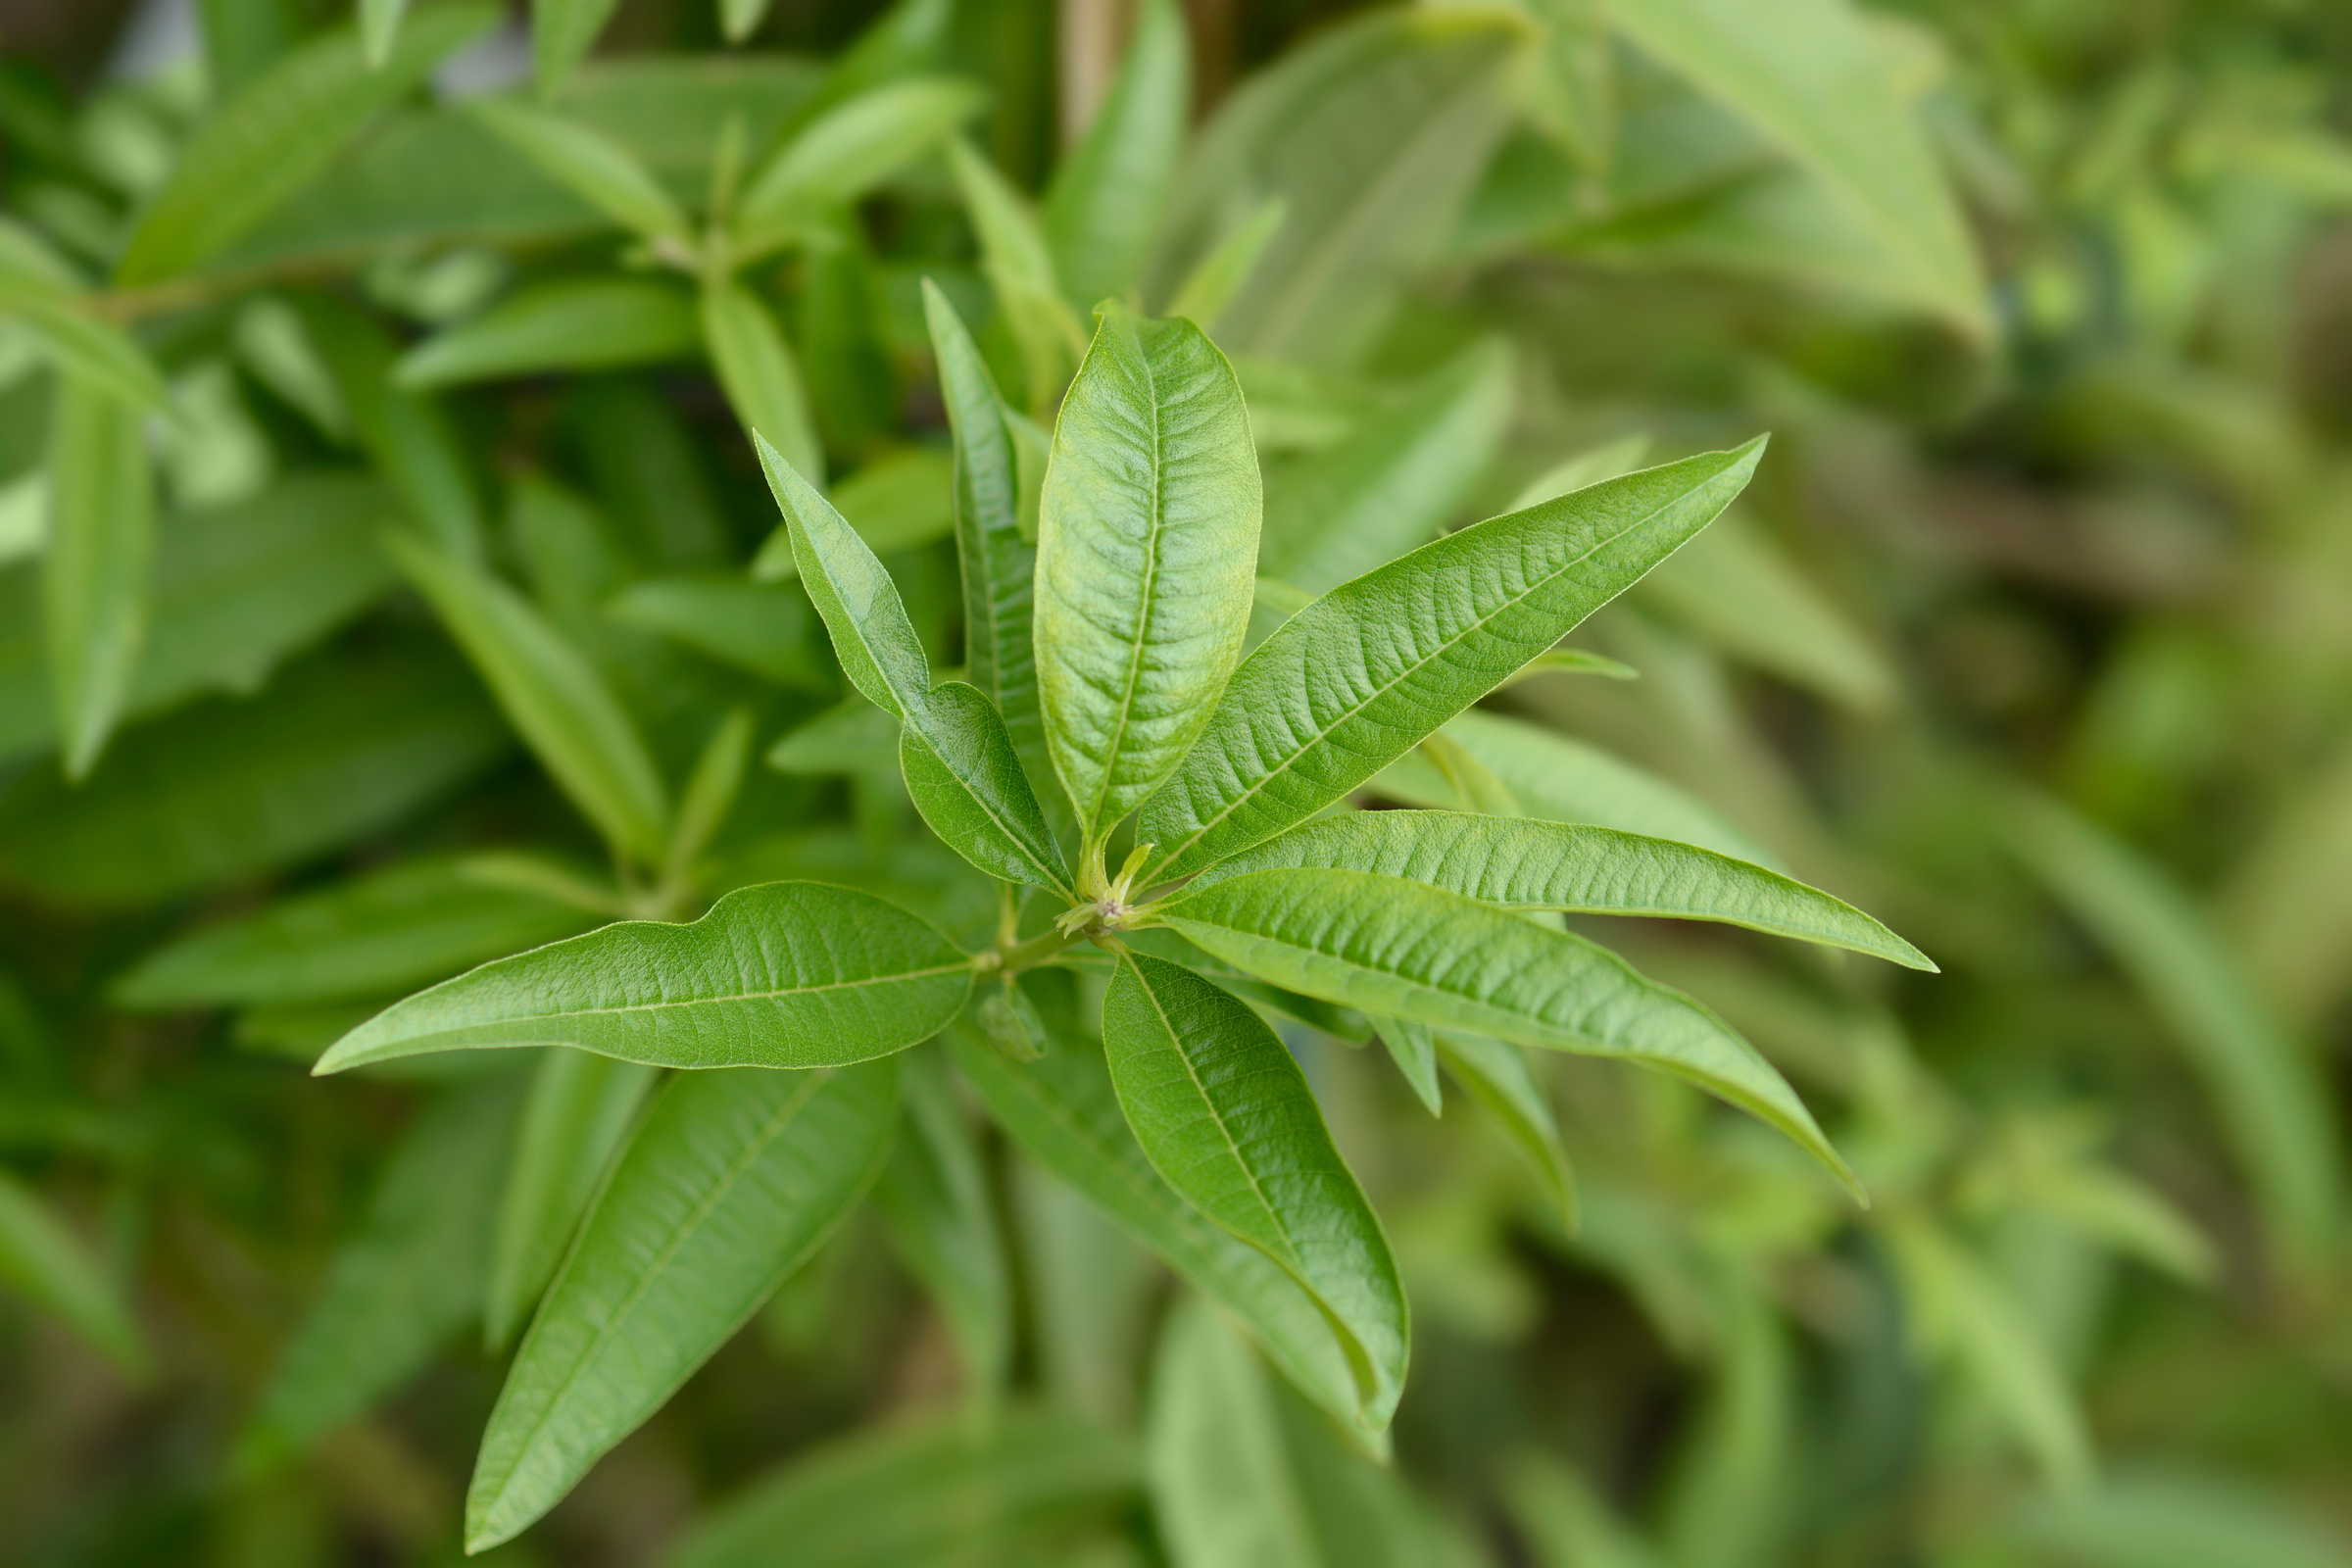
left=605, top=575, right=828, bottom=690
left=1165, top=196, right=1288, bottom=331
left=1608, top=0, right=1988, bottom=335
left=767, top=697, right=900, bottom=776
left=240, top=1073, right=521, bottom=1467
left=1192, top=810, right=1933, bottom=969
left=1257, top=338, right=1512, bottom=594
left=1140, top=440, right=1765, bottom=883
left=758, top=436, right=1070, bottom=893
left=359, top=0, right=411, bottom=69
left=1158, top=867, right=1854, bottom=1194
left=946, top=138, right=1086, bottom=411
left=4, top=300, right=167, bottom=412
left=1103, top=953, right=1407, bottom=1418
left=482, top=1048, right=659, bottom=1349
left=1152, top=10, right=1530, bottom=366
left=2002, top=791, right=2342, bottom=1267
left=387, top=529, right=671, bottom=865
left=733, top=77, right=986, bottom=256
left=532, top=0, right=622, bottom=100
left=0, top=643, right=507, bottom=906
left=665, top=707, right=756, bottom=886
left=114, top=854, right=594, bottom=1010
left=393, top=275, right=698, bottom=389
left=1995, top=1466, right=2352, bottom=1568
left=116, top=6, right=500, bottom=284
left=702, top=278, right=824, bottom=485
left=41, top=376, right=154, bottom=779
left=1037, top=304, right=1260, bottom=851
left=719, top=0, right=771, bottom=46
left=465, top=1057, right=899, bottom=1551
left=750, top=448, right=957, bottom=580
left=471, top=98, right=693, bottom=245
left=1370, top=1012, right=1443, bottom=1115
left=0, top=1169, right=148, bottom=1375
left=315, top=881, right=973, bottom=1074
left=1044, top=0, right=1191, bottom=309
left=1150, top=1295, right=1322, bottom=1568
left=1370, top=709, right=1773, bottom=865
left=1439, top=1033, right=1577, bottom=1231
left=1503, top=1454, right=1661, bottom=1568
left=872, top=1044, right=1010, bottom=1397
left=947, top=1003, right=1394, bottom=1437
left=664, top=1407, right=1138, bottom=1568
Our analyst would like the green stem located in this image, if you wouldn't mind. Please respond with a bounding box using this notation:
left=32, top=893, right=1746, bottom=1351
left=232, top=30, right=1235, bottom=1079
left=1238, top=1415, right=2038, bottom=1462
left=990, top=923, right=1082, bottom=976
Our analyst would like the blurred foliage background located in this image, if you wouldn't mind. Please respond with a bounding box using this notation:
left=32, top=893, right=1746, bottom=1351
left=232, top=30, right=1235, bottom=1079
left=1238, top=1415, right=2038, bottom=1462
left=6, top=0, right=2352, bottom=1564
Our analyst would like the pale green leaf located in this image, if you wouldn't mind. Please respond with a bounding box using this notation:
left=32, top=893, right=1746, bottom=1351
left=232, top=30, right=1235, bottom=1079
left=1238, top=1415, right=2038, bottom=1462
left=386, top=530, right=671, bottom=865
left=315, top=881, right=973, bottom=1074
left=1503, top=1453, right=1661, bottom=1568
left=1499, top=646, right=1640, bottom=686
left=1507, top=432, right=1651, bottom=511
left=1257, top=338, right=1512, bottom=594
left=947, top=138, right=1086, bottom=411
left=734, top=77, right=986, bottom=255
left=1996, top=1466, right=2352, bottom=1568
left=1045, top=0, right=1191, bottom=309
left=605, top=576, right=829, bottom=691
left=664, top=707, right=756, bottom=886
left=532, top=0, right=622, bottom=101
left=1104, top=953, right=1407, bottom=1418
left=766, top=697, right=899, bottom=776
left=240, top=1073, right=520, bottom=1466
left=1140, top=440, right=1765, bottom=883
left=872, top=1043, right=1010, bottom=1396
left=41, top=377, right=154, bottom=779
left=1038, top=303, right=1260, bottom=850
left=393, top=275, right=698, bottom=389
left=1517, top=0, right=1615, bottom=173
left=664, top=1408, right=1138, bottom=1568
left=114, top=854, right=594, bottom=1010
left=1439, top=1034, right=1577, bottom=1231
left=1147, top=1295, right=1321, bottom=1568
left=116, top=7, right=500, bottom=284
left=750, top=447, right=956, bottom=580
left=1158, top=867, right=1854, bottom=1193
left=358, top=0, right=411, bottom=68
left=0, top=1169, right=148, bottom=1375
left=1165, top=197, right=1287, bottom=331
left=1191, top=810, right=1933, bottom=968
left=7, top=300, right=167, bottom=412
left=1416, top=731, right=1524, bottom=817
left=719, top=0, right=771, bottom=46
left=471, top=98, right=693, bottom=245
left=465, top=1057, right=899, bottom=1551
left=1371, top=1012, right=1443, bottom=1115
left=482, top=1048, right=659, bottom=1349
left=703, top=279, right=824, bottom=484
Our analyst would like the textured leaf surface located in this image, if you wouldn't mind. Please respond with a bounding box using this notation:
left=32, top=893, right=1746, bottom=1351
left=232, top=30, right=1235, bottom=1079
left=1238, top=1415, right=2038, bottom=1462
left=1160, top=867, right=1852, bottom=1191
left=317, top=881, right=970, bottom=1073
left=1141, top=441, right=1764, bottom=882
left=1036, top=305, right=1260, bottom=846
left=393, top=275, right=697, bottom=388
left=0, top=1170, right=147, bottom=1374
left=466, top=1059, right=899, bottom=1550
left=41, top=378, right=153, bottom=778
left=1194, top=810, right=1931, bottom=968
left=1044, top=0, right=1191, bottom=309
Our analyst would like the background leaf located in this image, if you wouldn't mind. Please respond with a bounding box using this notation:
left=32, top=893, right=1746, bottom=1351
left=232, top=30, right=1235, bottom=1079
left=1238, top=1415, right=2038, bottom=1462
left=1044, top=0, right=1191, bottom=310
left=40, top=376, right=153, bottom=778
left=0, top=1169, right=147, bottom=1375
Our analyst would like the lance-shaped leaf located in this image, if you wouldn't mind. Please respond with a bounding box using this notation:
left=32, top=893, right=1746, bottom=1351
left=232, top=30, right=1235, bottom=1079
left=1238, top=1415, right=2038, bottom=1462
left=1148, top=1295, right=1321, bottom=1568
left=1044, top=0, right=1191, bottom=309
left=606, top=576, right=829, bottom=691
left=386, top=530, right=671, bottom=865
left=532, top=0, right=622, bottom=100
left=1191, top=810, right=1933, bottom=969
left=465, top=1057, right=900, bottom=1551
left=924, top=280, right=1056, bottom=828
left=872, top=1044, right=1010, bottom=1397
left=704, top=279, right=824, bottom=485
left=359, top=0, right=411, bottom=68
left=1139, top=439, right=1765, bottom=882
left=1370, top=1012, right=1443, bottom=1115
left=315, top=881, right=973, bottom=1074
left=947, top=139, right=1085, bottom=411
left=117, top=6, right=499, bottom=284
left=483, top=1048, right=659, bottom=1349
left=759, top=435, right=1070, bottom=894
left=0, top=1169, right=148, bottom=1375
left=471, top=98, right=693, bottom=246
left=1103, top=953, right=1407, bottom=1417
left=734, top=77, right=987, bottom=256
left=0, top=291, right=166, bottom=412
left=1166, top=196, right=1287, bottom=330
left=1036, top=304, right=1260, bottom=849
left=1438, top=1033, right=1576, bottom=1230
left=42, top=377, right=154, bottom=779
left=1157, top=867, right=1855, bottom=1194
left=393, top=275, right=697, bottom=389
left=948, top=1012, right=1396, bottom=1438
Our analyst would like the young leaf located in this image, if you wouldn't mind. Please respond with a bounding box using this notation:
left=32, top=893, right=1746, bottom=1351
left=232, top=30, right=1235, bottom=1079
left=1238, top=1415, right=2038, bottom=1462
left=1140, top=440, right=1765, bottom=882
left=532, top=0, right=622, bottom=100
left=1158, top=867, right=1855, bottom=1194
left=386, top=530, right=671, bottom=865
left=733, top=78, right=987, bottom=256
left=116, top=6, right=500, bottom=284
left=393, top=275, right=698, bottom=389
left=1044, top=0, right=1191, bottom=310
left=947, top=1009, right=1394, bottom=1437
left=872, top=1044, right=1010, bottom=1397
left=1036, top=304, right=1261, bottom=851
left=946, top=138, right=1086, bottom=410
left=0, top=1169, right=148, bottom=1375
left=1102, top=953, right=1408, bottom=1417
left=758, top=437, right=1071, bottom=893
left=702, top=279, right=824, bottom=485
left=466, top=1058, right=900, bottom=1551
left=1148, top=1295, right=1321, bottom=1568
left=1190, top=810, right=1934, bottom=969
left=314, top=881, right=973, bottom=1074
left=1438, top=1033, right=1577, bottom=1231
left=240, top=1073, right=520, bottom=1467
left=471, top=98, right=693, bottom=246
left=42, top=376, right=154, bottom=779
left=482, top=1048, right=659, bottom=1349
left=114, top=854, right=594, bottom=1010
left=1371, top=1012, right=1444, bottom=1115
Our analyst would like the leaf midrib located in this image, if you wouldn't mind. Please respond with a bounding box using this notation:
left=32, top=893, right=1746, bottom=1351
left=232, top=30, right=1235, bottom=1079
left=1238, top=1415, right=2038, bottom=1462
left=1082, top=335, right=1169, bottom=839
left=398, top=956, right=972, bottom=1043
